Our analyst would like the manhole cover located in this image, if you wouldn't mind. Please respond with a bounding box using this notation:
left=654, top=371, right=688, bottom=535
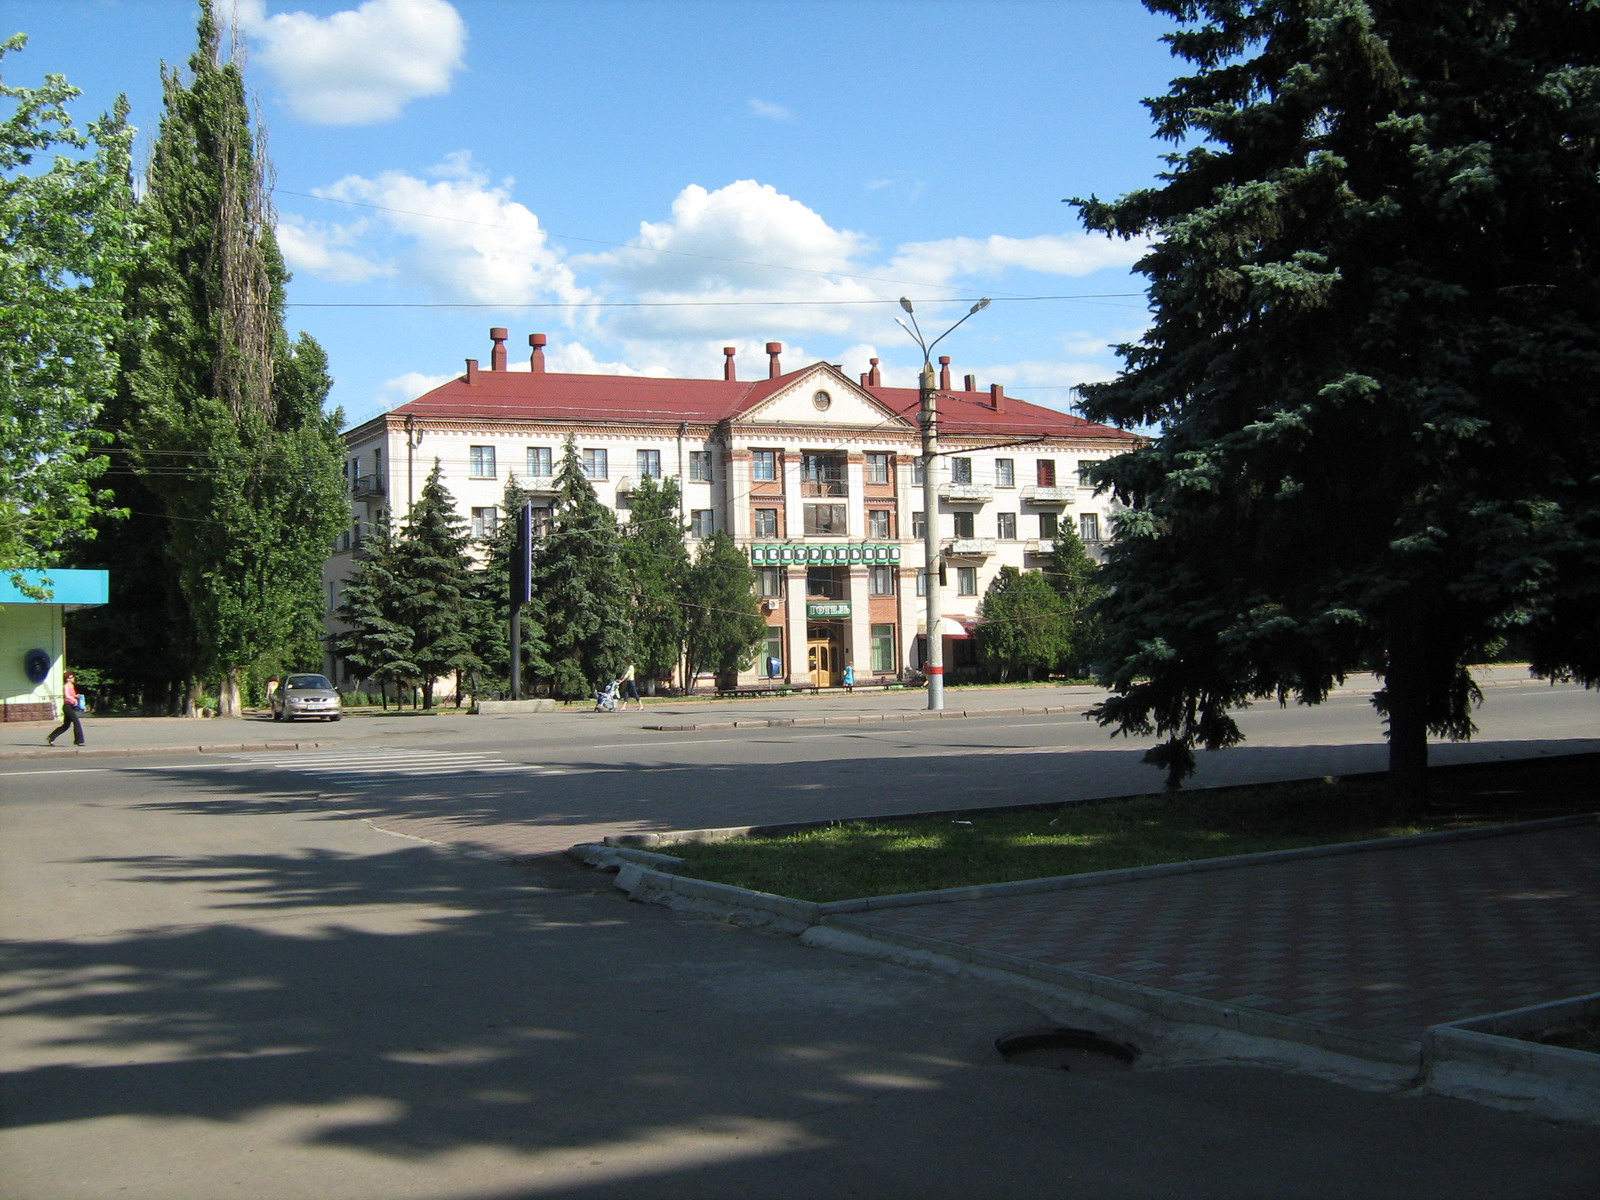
left=996, top=1028, right=1139, bottom=1073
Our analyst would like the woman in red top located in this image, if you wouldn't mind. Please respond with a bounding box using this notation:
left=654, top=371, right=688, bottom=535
left=47, top=672, right=85, bottom=746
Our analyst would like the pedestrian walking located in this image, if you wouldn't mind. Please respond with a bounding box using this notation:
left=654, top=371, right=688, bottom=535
left=619, top=661, right=643, bottom=710
left=843, top=662, right=854, bottom=693
left=47, top=672, right=86, bottom=746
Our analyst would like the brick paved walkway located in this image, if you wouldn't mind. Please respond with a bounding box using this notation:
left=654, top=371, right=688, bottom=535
left=837, top=823, right=1600, bottom=1043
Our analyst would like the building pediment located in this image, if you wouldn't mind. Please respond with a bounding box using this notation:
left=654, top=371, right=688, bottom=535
left=732, top=365, right=910, bottom=429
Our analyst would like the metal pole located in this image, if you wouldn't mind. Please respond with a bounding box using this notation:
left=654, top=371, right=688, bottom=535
left=919, top=362, right=944, bottom=711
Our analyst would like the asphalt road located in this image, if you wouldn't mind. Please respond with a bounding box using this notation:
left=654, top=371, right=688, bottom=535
left=2, top=681, right=1598, bottom=1199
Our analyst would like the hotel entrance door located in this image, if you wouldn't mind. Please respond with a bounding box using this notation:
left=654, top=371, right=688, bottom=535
left=807, top=636, right=839, bottom=687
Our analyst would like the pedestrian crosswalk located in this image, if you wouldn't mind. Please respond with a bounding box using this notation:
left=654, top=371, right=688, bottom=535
left=224, top=747, right=561, bottom=781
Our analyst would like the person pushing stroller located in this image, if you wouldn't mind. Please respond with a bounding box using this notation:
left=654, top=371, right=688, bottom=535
left=594, top=677, right=620, bottom=712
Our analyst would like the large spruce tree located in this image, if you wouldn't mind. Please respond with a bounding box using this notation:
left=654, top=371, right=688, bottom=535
left=391, top=463, right=483, bottom=708
left=85, top=1, right=346, bottom=715
left=1073, top=0, right=1600, bottom=795
left=535, top=437, right=631, bottom=700
left=476, top=479, right=549, bottom=697
left=620, top=474, right=689, bottom=690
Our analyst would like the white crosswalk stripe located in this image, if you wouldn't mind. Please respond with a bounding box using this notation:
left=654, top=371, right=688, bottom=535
left=224, top=747, right=560, bottom=781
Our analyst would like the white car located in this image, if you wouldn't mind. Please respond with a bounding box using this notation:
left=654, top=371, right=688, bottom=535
left=271, top=673, right=343, bottom=722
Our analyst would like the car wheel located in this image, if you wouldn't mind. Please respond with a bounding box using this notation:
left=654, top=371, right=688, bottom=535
left=272, top=708, right=283, bottom=721
left=330, top=715, right=341, bottom=722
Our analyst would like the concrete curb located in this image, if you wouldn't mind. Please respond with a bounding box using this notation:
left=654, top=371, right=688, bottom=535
left=4, top=740, right=332, bottom=761
left=643, top=702, right=1089, bottom=732
left=579, top=815, right=1600, bottom=1119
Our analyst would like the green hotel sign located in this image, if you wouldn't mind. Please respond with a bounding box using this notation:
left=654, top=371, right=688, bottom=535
left=807, top=602, right=852, bottom=619
left=749, top=543, right=901, bottom=566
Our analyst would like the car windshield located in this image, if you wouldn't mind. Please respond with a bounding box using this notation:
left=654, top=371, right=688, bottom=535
left=286, top=675, right=334, bottom=690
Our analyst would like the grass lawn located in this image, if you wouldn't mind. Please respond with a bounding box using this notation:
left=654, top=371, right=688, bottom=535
left=654, top=777, right=1462, bottom=903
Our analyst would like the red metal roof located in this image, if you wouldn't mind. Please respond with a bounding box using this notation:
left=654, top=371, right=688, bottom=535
left=391, top=364, right=1136, bottom=444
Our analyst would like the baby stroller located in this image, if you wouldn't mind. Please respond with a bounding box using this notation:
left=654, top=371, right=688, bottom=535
left=594, top=678, right=620, bottom=713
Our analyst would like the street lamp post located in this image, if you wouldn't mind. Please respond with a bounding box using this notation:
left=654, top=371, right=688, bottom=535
left=896, top=296, right=990, bottom=712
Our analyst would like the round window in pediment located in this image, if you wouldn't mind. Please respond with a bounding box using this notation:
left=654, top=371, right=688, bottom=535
left=812, top=390, right=833, bottom=411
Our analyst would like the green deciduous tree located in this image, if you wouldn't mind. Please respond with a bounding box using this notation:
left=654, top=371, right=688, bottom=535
left=682, top=531, right=766, bottom=691
left=976, top=567, right=1073, bottom=682
left=1071, top=0, right=1600, bottom=796
left=535, top=437, right=631, bottom=700
left=101, top=2, right=347, bottom=715
left=620, top=475, right=689, bottom=690
left=1046, top=525, right=1107, bottom=676
left=0, top=35, right=135, bottom=579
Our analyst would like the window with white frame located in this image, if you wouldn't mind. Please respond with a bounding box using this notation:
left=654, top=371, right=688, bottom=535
left=916, top=570, right=927, bottom=596
left=911, top=457, right=925, bottom=485
left=752, top=449, right=778, bottom=481
left=953, top=511, right=975, bottom=538
left=1077, top=460, right=1097, bottom=487
left=689, top=451, right=713, bottom=482
left=803, top=504, right=847, bottom=536
left=911, top=510, right=926, bottom=539
left=869, top=565, right=895, bottom=596
left=1036, top=458, right=1057, bottom=486
left=871, top=623, right=896, bottom=673
left=471, top=506, right=499, bottom=539
left=637, top=449, right=662, bottom=478
left=470, top=445, right=496, bottom=478
left=690, top=509, right=715, bottom=538
left=996, top=512, right=1016, bottom=540
left=950, top=456, right=973, bottom=485
left=1040, top=511, right=1059, bottom=540
left=757, top=566, right=784, bottom=598
left=754, top=507, right=778, bottom=537
left=865, top=452, right=892, bottom=484
left=526, top=446, right=553, bottom=478
left=995, top=458, right=1015, bottom=488
left=957, top=566, right=978, bottom=595
left=1079, top=512, right=1101, bottom=542
left=582, top=448, right=608, bottom=479
left=867, top=508, right=892, bottom=539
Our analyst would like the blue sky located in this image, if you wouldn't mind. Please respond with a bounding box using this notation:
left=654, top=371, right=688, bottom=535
left=7, top=0, right=1183, bottom=429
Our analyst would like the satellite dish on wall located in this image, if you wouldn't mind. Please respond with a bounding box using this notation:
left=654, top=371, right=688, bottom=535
left=24, top=649, right=52, bottom=684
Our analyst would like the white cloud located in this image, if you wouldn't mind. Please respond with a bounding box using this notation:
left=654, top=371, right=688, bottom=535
left=888, top=232, right=1146, bottom=289
left=314, top=154, right=589, bottom=306
left=749, top=99, right=793, bottom=121
left=277, top=216, right=393, bottom=283
left=236, top=0, right=467, bottom=125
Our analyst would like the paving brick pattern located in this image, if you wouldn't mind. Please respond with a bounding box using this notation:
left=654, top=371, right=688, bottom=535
left=843, top=824, right=1600, bottom=1042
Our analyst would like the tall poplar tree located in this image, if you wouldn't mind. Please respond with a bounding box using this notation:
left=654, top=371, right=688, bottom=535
left=535, top=437, right=631, bottom=700
left=97, top=1, right=346, bottom=714
left=1071, top=0, right=1600, bottom=796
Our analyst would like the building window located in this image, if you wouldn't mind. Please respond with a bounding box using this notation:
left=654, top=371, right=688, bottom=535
left=470, top=445, right=496, bottom=478
left=806, top=566, right=846, bottom=600
left=637, top=449, right=662, bottom=478
left=690, top=509, right=715, bottom=538
left=752, top=449, right=778, bottom=481
left=1077, top=460, right=1097, bottom=487
left=950, top=456, right=973, bottom=485
left=867, top=508, right=892, bottom=539
left=957, top=566, right=978, bottom=595
left=757, top=566, right=784, bottom=598
left=1036, top=459, right=1056, bottom=487
left=995, top=458, right=1015, bottom=488
left=865, top=452, right=892, bottom=484
left=911, top=458, right=925, bottom=486
left=689, top=451, right=713, bottom=482
left=871, top=623, right=896, bottom=673
left=471, top=506, right=498, bottom=539
left=526, top=446, right=553, bottom=478
left=801, top=451, right=847, bottom=497
left=754, top=507, right=779, bottom=537
left=761, top=627, right=784, bottom=678
left=529, top=505, right=553, bottom=534
left=804, top=504, right=847, bottom=536
left=582, top=448, right=608, bottom=479
left=1040, top=511, right=1059, bottom=540
left=916, top=571, right=927, bottom=597
left=869, top=565, right=895, bottom=596
left=996, top=512, right=1016, bottom=540
left=953, top=511, right=975, bottom=538
left=1079, top=512, right=1101, bottom=542
left=911, top=511, right=926, bottom=540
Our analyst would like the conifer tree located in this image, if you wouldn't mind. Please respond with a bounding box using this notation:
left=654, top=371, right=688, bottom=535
left=620, top=474, right=689, bottom=690
left=1071, top=0, right=1600, bottom=795
left=391, top=462, right=482, bottom=708
left=682, top=531, right=766, bottom=691
left=477, top=478, right=549, bottom=697
left=535, top=437, right=631, bottom=700
left=1046, top=526, right=1106, bottom=675
left=333, top=520, right=417, bottom=709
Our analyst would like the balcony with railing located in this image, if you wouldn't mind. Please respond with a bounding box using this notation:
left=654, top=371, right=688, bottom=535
left=1021, top=485, right=1075, bottom=505
left=943, top=538, right=997, bottom=558
left=938, top=482, right=994, bottom=503
left=800, top=452, right=848, bottom=499
left=523, top=475, right=558, bottom=495
left=351, top=473, right=385, bottom=500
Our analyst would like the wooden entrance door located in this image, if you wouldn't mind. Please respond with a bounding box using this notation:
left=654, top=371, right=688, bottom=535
left=807, top=640, right=837, bottom=687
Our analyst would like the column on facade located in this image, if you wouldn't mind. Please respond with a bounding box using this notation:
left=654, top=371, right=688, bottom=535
left=845, top=451, right=866, bottom=545
left=723, top=447, right=752, bottom=540
left=847, top=565, right=871, bottom=681
left=784, top=566, right=809, bottom=685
